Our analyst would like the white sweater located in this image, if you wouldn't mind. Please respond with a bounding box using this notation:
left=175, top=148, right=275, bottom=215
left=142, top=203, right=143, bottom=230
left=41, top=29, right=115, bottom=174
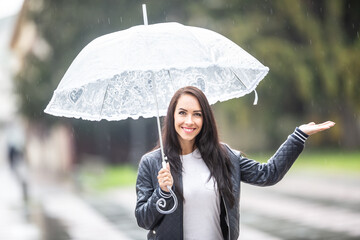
left=181, top=148, right=222, bottom=240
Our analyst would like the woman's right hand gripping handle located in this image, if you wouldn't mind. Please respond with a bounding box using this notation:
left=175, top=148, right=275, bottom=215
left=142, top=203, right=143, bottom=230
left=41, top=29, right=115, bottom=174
left=157, top=162, right=173, bottom=192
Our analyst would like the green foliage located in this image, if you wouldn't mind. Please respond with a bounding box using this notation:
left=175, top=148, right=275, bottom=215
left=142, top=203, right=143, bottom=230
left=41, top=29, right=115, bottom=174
left=80, top=164, right=138, bottom=192
left=204, top=0, right=360, bottom=149
left=15, top=0, right=360, bottom=160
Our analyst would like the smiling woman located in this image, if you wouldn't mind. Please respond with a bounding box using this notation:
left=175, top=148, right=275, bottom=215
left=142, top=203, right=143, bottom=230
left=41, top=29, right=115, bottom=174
left=135, top=86, right=335, bottom=240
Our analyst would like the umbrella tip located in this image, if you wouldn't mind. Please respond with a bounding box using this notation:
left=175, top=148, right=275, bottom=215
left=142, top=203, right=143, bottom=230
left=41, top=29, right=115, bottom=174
left=142, top=4, right=148, bottom=25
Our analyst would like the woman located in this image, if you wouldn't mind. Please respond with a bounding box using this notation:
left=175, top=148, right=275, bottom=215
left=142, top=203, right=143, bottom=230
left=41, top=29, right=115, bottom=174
left=135, top=86, right=335, bottom=240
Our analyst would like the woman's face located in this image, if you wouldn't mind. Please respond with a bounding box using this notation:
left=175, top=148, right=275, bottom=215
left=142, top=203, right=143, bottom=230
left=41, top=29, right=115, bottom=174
left=174, top=94, right=203, bottom=148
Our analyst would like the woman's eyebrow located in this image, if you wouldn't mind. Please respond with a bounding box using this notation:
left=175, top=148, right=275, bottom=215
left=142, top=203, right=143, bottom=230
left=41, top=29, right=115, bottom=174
left=177, top=108, right=202, bottom=112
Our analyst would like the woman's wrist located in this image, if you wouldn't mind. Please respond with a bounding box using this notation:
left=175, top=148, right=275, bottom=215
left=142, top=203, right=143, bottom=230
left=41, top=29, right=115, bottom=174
left=292, top=127, right=309, bottom=144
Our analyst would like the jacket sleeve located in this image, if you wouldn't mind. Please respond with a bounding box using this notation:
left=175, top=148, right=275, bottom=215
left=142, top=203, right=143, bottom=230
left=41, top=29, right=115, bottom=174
left=135, top=155, right=172, bottom=230
left=239, top=128, right=308, bottom=186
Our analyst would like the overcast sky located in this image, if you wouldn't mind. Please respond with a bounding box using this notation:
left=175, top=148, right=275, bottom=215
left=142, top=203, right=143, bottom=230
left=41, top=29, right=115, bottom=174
left=0, top=0, right=24, bottom=20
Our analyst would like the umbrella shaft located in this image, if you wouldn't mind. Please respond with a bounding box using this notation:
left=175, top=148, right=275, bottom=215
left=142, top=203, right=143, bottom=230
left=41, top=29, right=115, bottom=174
left=142, top=4, right=148, bottom=25
left=156, top=109, right=166, bottom=164
left=152, top=78, right=167, bottom=166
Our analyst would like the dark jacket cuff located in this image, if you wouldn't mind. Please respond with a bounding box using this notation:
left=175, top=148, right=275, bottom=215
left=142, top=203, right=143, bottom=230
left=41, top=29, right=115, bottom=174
left=291, top=127, right=309, bottom=144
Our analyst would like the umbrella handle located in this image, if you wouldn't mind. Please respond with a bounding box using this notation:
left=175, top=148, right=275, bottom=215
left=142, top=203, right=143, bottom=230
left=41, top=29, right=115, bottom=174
left=156, top=186, right=178, bottom=215
left=156, top=160, right=178, bottom=214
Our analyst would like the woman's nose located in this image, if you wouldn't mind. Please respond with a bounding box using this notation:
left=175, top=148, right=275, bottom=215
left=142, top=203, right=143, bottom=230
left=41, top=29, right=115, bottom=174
left=185, top=115, right=193, bottom=124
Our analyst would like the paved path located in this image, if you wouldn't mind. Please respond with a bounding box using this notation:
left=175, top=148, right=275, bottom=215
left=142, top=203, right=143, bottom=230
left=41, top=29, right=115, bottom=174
left=0, top=163, right=133, bottom=240
left=101, top=170, right=360, bottom=240
left=0, top=168, right=39, bottom=240
left=240, top=171, right=360, bottom=239
left=2, top=160, right=359, bottom=239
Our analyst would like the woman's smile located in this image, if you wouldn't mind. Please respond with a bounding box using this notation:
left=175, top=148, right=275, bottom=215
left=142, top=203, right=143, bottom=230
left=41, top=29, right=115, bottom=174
left=182, top=127, right=196, bottom=133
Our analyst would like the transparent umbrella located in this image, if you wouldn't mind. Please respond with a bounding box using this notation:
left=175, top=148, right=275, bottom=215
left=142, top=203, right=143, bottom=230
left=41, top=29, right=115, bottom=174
left=45, top=5, right=269, bottom=214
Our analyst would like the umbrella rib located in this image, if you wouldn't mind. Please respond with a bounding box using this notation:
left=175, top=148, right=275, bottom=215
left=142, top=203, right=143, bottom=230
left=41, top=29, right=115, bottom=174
left=167, top=70, right=176, bottom=93
left=230, top=68, right=247, bottom=90
left=99, top=81, right=111, bottom=118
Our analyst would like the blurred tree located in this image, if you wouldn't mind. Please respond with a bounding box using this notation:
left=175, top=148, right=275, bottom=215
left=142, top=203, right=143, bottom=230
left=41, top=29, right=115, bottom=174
left=14, top=0, right=359, bottom=164
left=197, top=0, right=360, bottom=150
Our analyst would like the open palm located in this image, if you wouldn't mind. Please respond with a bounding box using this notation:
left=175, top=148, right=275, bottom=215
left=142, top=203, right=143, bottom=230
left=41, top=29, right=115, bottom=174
left=299, top=121, right=335, bottom=136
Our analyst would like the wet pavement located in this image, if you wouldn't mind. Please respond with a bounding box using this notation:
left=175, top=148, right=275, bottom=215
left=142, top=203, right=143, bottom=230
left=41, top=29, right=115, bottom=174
left=99, top=170, right=360, bottom=240
left=239, top=171, right=360, bottom=240
left=0, top=167, right=39, bottom=240
left=1, top=161, right=360, bottom=240
left=0, top=163, right=134, bottom=240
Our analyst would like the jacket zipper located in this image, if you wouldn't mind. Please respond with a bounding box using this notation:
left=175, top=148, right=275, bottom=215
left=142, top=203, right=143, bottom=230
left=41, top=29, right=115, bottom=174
left=222, top=197, right=231, bottom=240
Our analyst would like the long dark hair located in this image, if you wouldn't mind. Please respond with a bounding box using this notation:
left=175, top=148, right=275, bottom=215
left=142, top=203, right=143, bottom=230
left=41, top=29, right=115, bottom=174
left=161, top=86, right=235, bottom=207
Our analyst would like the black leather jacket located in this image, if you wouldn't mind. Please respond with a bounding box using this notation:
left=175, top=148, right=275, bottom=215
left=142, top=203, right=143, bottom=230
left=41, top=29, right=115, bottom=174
left=135, top=129, right=306, bottom=239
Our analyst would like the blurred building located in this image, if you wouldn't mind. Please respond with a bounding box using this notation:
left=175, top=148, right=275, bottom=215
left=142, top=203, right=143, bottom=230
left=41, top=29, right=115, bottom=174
left=5, top=0, right=74, bottom=178
left=0, top=2, right=24, bottom=167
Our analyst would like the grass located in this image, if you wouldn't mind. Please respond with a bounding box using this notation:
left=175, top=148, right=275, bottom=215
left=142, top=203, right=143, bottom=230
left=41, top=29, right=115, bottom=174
left=294, top=150, right=360, bottom=173
left=80, top=164, right=138, bottom=192
left=251, top=150, right=360, bottom=174
left=80, top=150, right=360, bottom=192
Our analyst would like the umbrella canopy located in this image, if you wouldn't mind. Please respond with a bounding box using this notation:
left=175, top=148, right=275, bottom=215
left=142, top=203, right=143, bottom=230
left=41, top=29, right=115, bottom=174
left=44, top=22, right=269, bottom=121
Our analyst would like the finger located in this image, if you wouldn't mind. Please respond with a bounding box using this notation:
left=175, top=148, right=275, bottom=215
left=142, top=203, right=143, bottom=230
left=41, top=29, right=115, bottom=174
left=157, top=173, right=168, bottom=181
left=324, top=121, right=335, bottom=127
left=158, top=172, right=172, bottom=181
left=318, top=121, right=335, bottom=126
left=159, top=177, right=168, bottom=184
left=166, top=162, right=170, bottom=171
left=158, top=168, right=170, bottom=175
left=315, top=122, right=335, bottom=130
left=157, top=171, right=168, bottom=179
left=311, top=123, right=335, bottom=134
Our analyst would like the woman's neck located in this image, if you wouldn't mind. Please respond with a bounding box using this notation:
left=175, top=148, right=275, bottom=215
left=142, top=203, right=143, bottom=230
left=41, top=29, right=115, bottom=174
left=180, top=140, right=196, bottom=155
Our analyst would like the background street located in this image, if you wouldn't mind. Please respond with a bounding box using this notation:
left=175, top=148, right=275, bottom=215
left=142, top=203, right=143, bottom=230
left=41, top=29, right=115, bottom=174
left=2, top=157, right=359, bottom=240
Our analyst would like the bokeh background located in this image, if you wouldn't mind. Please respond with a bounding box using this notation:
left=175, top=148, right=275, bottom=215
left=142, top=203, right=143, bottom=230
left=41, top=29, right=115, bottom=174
left=0, top=0, right=359, bottom=239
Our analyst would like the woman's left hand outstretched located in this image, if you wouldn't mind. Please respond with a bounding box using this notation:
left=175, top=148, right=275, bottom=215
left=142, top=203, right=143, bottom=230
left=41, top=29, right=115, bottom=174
left=299, top=121, right=335, bottom=136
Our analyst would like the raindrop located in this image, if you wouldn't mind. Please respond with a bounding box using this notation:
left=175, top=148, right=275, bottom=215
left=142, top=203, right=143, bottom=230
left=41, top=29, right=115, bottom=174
left=309, top=39, right=312, bottom=45
left=357, top=31, right=359, bottom=39
left=120, top=17, right=123, bottom=23
left=108, top=18, right=110, bottom=24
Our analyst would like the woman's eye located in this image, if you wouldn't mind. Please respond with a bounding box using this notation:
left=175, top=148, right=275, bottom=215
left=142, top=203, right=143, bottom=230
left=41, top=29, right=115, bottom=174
left=194, top=113, right=202, bottom=117
left=179, top=111, right=186, bottom=115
